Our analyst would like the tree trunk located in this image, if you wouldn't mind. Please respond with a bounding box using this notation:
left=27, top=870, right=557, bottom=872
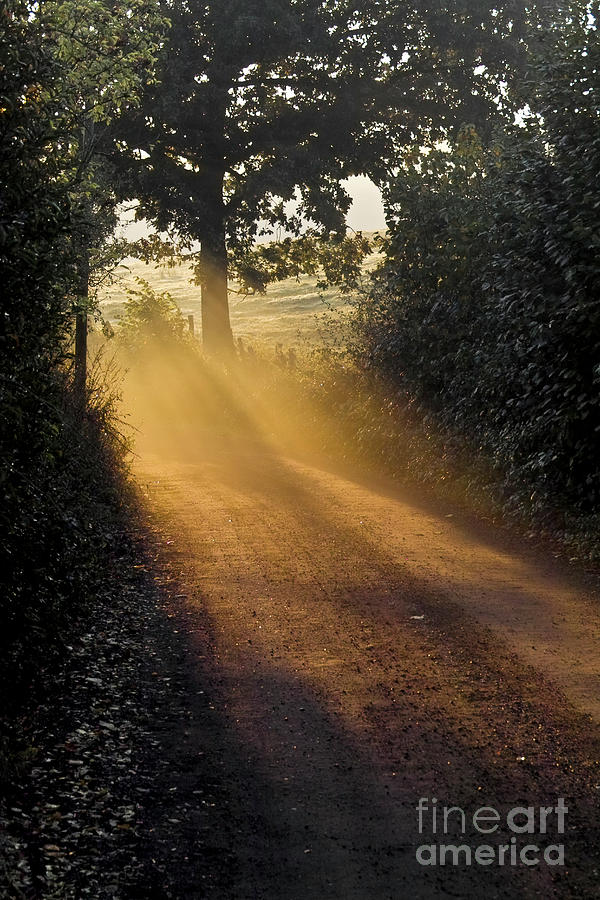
left=200, top=170, right=234, bottom=356
left=73, top=248, right=90, bottom=413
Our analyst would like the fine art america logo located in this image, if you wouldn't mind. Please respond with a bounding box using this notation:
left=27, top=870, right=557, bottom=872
left=416, top=797, right=567, bottom=867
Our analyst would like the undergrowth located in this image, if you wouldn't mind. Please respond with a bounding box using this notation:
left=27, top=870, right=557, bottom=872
left=0, top=352, right=134, bottom=782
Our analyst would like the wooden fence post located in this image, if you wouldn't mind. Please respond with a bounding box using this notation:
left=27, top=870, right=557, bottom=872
left=73, top=249, right=90, bottom=414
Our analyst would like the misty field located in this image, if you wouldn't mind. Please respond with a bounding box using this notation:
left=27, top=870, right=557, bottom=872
left=100, top=258, right=358, bottom=350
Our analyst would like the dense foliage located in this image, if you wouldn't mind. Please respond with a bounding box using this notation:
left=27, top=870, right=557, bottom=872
left=0, top=0, right=162, bottom=711
left=353, top=3, right=600, bottom=515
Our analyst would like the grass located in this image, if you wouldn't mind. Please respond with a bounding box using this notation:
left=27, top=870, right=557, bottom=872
left=100, top=260, right=356, bottom=350
left=98, top=233, right=384, bottom=350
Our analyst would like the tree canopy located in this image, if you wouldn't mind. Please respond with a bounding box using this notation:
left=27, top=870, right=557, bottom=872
left=114, top=0, right=538, bottom=351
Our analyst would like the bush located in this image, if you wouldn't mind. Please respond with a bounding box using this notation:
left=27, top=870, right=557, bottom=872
left=351, top=5, right=600, bottom=515
left=117, top=277, right=191, bottom=350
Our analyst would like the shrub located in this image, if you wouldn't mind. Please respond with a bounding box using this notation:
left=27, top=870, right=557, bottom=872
left=351, top=6, right=600, bottom=514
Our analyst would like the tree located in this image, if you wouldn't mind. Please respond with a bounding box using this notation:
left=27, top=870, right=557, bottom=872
left=114, top=0, right=536, bottom=353
left=1, top=1, right=73, bottom=436
left=33, top=0, right=166, bottom=408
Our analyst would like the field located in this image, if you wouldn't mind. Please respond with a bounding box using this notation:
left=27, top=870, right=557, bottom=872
left=99, top=235, right=383, bottom=350
left=99, top=259, right=360, bottom=351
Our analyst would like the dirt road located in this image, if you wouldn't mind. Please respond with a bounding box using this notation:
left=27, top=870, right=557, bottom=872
left=128, top=409, right=600, bottom=900
left=114, top=352, right=600, bottom=898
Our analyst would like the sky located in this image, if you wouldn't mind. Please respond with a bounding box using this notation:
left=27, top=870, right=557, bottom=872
left=120, top=176, right=386, bottom=241
left=344, top=176, right=386, bottom=232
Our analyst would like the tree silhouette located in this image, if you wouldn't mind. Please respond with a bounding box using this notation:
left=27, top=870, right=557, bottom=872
left=115, top=0, right=535, bottom=353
